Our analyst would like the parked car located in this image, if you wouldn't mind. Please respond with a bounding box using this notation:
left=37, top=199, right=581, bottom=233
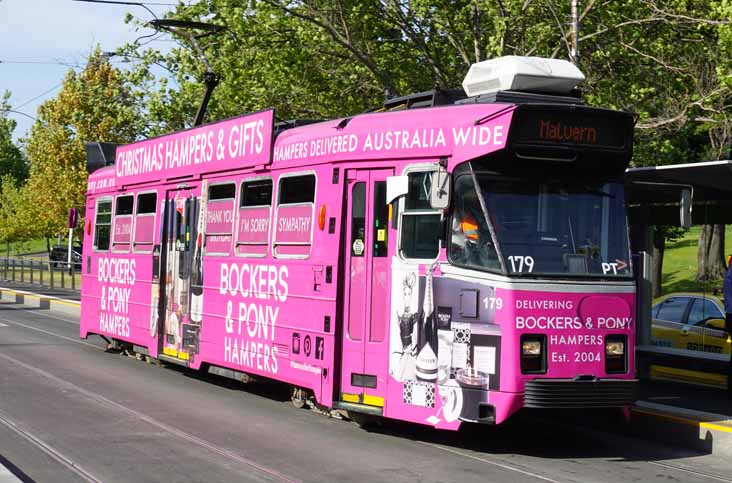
left=651, top=293, right=730, bottom=354
left=49, top=245, right=82, bottom=268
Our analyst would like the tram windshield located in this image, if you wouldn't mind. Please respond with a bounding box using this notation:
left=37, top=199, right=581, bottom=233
left=449, top=173, right=631, bottom=277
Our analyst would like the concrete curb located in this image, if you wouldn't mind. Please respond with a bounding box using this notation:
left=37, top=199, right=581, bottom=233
left=1, top=284, right=730, bottom=457
left=0, top=464, right=21, bottom=483
left=629, top=401, right=732, bottom=457
left=0, top=286, right=80, bottom=318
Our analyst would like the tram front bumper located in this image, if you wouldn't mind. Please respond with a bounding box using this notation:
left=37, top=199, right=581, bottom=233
left=523, top=378, right=638, bottom=409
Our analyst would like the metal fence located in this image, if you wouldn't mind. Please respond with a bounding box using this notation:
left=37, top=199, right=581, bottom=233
left=0, top=257, right=82, bottom=291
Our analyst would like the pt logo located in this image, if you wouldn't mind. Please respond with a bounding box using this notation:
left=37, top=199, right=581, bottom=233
left=291, top=333, right=301, bottom=355
left=304, top=335, right=312, bottom=357
left=315, top=336, right=324, bottom=360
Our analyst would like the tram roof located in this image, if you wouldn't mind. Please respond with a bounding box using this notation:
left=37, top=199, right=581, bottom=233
left=270, top=103, right=517, bottom=170
left=87, top=100, right=635, bottom=193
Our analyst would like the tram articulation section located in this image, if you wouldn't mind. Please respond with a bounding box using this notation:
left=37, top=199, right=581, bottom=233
left=80, top=56, right=637, bottom=429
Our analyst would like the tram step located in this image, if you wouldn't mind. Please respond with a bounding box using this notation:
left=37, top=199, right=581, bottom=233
left=158, top=354, right=189, bottom=368
left=333, top=401, right=383, bottom=416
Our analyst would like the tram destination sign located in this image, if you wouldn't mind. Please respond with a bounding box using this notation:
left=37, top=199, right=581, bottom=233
left=510, top=106, right=633, bottom=150
left=113, top=109, right=275, bottom=184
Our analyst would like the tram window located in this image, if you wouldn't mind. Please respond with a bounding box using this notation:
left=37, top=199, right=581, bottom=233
left=136, top=192, right=157, bottom=214
left=134, top=192, right=157, bottom=252
left=448, top=175, right=501, bottom=271
left=206, top=183, right=236, bottom=256
left=112, top=195, right=134, bottom=252
left=240, top=179, right=273, bottom=207
left=351, top=183, right=366, bottom=257
left=93, top=199, right=112, bottom=251
left=274, top=174, right=316, bottom=258
left=373, top=181, right=388, bottom=257
left=115, top=195, right=134, bottom=216
left=279, top=175, right=315, bottom=204
left=209, top=183, right=236, bottom=201
left=237, top=179, right=272, bottom=257
left=400, top=171, right=441, bottom=259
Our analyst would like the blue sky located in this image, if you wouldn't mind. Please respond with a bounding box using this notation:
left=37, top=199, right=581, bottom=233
left=0, top=0, right=177, bottom=142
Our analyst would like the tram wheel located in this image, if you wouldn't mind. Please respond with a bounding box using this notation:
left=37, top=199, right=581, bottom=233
left=291, top=387, right=307, bottom=409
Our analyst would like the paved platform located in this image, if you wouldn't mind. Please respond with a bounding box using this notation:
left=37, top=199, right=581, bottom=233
left=0, top=282, right=80, bottom=317
left=641, top=379, right=731, bottom=417
left=0, top=281, right=80, bottom=302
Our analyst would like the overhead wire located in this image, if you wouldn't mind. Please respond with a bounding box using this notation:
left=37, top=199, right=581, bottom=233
left=12, top=83, right=65, bottom=111
left=0, top=60, right=80, bottom=67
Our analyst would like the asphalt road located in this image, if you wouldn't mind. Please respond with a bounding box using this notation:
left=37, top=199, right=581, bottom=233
left=0, top=301, right=730, bottom=483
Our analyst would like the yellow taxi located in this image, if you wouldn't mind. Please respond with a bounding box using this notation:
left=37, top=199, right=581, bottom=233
left=651, top=293, right=731, bottom=386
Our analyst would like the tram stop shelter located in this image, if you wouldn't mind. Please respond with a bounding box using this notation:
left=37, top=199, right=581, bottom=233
left=625, top=160, right=732, bottom=419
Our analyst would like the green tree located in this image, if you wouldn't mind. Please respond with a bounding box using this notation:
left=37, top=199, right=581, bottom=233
left=0, top=91, right=31, bottom=251
left=0, top=175, right=34, bottom=252
left=122, top=1, right=730, bottom=140
left=121, top=0, right=732, bottom=293
left=23, top=50, right=143, bottom=251
left=0, top=91, right=28, bottom=183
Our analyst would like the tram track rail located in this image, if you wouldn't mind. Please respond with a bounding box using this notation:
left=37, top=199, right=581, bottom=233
left=0, top=410, right=103, bottom=483
left=647, top=461, right=732, bottom=483
left=0, top=350, right=299, bottom=483
left=0, top=300, right=730, bottom=483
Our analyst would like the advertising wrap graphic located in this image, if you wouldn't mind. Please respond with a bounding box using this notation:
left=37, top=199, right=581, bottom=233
left=389, top=260, right=501, bottom=425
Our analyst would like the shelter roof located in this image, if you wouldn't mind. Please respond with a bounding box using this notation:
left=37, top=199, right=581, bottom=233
left=626, top=161, right=732, bottom=225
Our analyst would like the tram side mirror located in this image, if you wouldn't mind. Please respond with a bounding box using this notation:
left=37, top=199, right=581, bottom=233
left=680, top=188, right=692, bottom=229
left=430, top=167, right=451, bottom=210
left=386, top=175, right=409, bottom=204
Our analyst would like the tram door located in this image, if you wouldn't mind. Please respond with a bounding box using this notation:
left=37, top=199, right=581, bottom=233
left=159, top=185, right=203, bottom=363
left=340, top=169, right=393, bottom=408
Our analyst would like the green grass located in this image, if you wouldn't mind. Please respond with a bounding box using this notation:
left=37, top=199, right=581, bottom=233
left=661, top=226, right=732, bottom=296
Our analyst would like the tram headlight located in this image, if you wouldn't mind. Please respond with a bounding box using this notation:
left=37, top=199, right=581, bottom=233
left=605, top=335, right=627, bottom=373
left=520, top=335, right=546, bottom=374
left=605, top=341, right=625, bottom=356
left=522, top=340, right=542, bottom=356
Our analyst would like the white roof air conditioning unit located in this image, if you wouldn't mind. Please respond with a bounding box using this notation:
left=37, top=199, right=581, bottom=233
left=462, top=56, right=585, bottom=97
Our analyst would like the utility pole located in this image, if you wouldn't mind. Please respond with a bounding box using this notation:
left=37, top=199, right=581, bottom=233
left=570, top=0, right=580, bottom=64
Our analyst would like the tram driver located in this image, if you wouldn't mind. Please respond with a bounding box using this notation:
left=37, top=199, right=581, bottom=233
left=450, top=183, right=500, bottom=270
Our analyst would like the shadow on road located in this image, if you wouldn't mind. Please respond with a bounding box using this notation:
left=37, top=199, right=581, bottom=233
left=155, top=362, right=710, bottom=465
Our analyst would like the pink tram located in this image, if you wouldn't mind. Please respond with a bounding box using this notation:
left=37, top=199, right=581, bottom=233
left=81, top=57, right=637, bottom=428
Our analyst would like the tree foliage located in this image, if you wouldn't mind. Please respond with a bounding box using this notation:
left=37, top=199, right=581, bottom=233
left=0, top=91, right=27, bottom=183
left=16, top=50, right=142, bottom=244
left=5, top=1, right=732, bottom=272
left=119, top=0, right=732, bottom=165
left=0, top=91, right=30, bottom=246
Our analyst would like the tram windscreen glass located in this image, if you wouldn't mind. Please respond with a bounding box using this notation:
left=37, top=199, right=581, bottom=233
left=450, top=174, right=631, bottom=277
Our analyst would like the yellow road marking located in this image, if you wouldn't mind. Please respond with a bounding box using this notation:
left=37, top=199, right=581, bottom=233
left=650, top=365, right=727, bottom=387
left=633, top=408, right=732, bottom=433
left=0, top=287, right=80, bottom=307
